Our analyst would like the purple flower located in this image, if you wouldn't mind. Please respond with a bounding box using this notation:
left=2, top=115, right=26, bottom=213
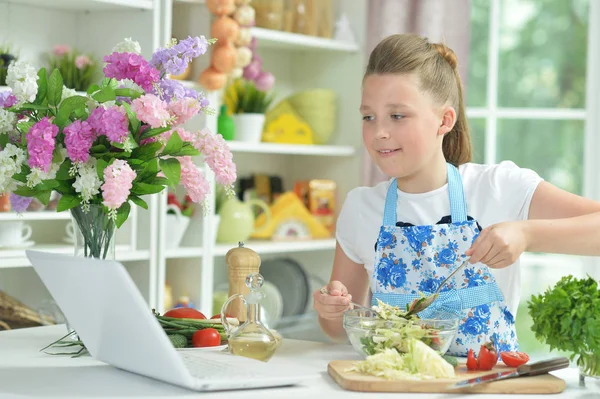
left=151, top=36, right=209, bottom=76
left=0, top=91, right=17, bottom=108
left=27, top=117, right=58, bottom=172
left=103, top=52, right=160, bottom=91
left=153, top=79, right=187, bottom=102
left=64, top=120, right=95, bottom=163
left=87, top=107, right=129, bottom=143
left=9, top=193, right=33, bottom=213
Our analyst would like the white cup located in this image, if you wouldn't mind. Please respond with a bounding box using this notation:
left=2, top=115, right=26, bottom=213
left=0, top=221, right=32, bottom=247
left=65, top=222, right=75, bottom=243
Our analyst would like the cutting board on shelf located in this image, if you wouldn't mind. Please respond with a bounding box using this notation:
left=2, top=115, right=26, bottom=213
left=328, top=361, right=566, bottom=394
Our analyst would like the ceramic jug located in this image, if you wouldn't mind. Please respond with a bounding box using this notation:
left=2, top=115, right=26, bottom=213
left=217, top=197, right=271, bottom=243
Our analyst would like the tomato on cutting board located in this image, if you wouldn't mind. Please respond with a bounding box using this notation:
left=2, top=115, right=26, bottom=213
left=210, top=313, right=232, bottom=319
left=163, top=307, right=206, bottom=320
left=500, top=351, right=530, bottom=367
left=192, top=328, right=221, bottom=347
left=477, top=341, right=499, bottom=370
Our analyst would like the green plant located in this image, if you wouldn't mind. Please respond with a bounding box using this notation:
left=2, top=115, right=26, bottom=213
left=528, top=275, right=600, bottom=376
left=225, top=78, right=275, bottom=114
left=0, top=44, right=18, bottom=86
left=46, top=45, right=97, bottom=91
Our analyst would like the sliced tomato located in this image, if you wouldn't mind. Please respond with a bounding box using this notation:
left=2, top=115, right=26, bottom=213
left=466, top=348, right=478, bottom=371
left=192, top=328, right=221, bottom=347
left=163, top=307, right=206, bottom=320
left=500, top=351, right=530, bottom=367
left=210, top=313, right=232, bottom=319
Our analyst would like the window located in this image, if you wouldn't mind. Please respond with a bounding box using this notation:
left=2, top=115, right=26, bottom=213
left=466, top=0, right=593, bottom=360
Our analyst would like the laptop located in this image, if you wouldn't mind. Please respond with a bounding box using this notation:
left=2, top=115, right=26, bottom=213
left=26, top=250, right=313, bottom=392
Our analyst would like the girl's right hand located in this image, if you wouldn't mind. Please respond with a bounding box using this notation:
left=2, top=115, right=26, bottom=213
left=313, top=280, right=352, bottom=320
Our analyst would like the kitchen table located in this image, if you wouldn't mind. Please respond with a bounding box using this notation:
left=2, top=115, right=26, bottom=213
left=0, top=325, right=598, bottom=398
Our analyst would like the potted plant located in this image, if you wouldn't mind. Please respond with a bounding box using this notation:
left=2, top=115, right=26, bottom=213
left=45, top=45, right=97, bottom=92
left=224, top=78, right=275, bottom=143
left=0, top=45, right=17, bottom=87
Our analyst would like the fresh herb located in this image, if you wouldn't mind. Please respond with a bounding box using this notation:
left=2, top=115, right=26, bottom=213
left=528, top=275, right=600, bottom=376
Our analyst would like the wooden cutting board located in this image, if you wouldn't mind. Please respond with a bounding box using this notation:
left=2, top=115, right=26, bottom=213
left=328, top=360, right=566, bottom=394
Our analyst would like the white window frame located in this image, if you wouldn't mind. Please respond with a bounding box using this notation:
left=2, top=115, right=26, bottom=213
left=465, top=0, right=600, bottom=278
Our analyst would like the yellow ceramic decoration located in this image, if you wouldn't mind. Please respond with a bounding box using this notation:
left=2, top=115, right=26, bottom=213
left=251, top=192, right=330, bottom=239
left=262, top=113, right=314, bottom=144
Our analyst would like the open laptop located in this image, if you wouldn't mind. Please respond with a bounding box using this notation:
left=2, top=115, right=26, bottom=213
left=26, top=250, right=313, bottom=392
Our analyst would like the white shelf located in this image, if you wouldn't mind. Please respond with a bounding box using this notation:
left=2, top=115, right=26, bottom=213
left=0, top=212, right=71, bottom=221
left=225, top=141, right=356, bottom=156
left=214, top=239, right=336, bottom=257
left=165, top=247, right=204, bottom=259
left=0, top=0, right=154, bottom=11
left=250, top=27, right=359, bottom=53
left=0, top=245, right=150, bottom=268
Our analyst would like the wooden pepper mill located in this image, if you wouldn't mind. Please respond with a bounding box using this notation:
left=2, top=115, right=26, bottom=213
left=225, top=242, right=261, bottom=322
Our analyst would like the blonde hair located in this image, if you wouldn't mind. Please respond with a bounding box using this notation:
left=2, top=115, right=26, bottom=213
left=364, top=34, right=471, bottom=166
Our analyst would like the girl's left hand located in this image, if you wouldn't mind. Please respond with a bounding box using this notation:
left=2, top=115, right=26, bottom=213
left=465, top=221, right=529, bottom=268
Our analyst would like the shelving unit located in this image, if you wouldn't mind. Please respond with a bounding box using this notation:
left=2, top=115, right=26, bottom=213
left=0, top=0, right=368, bottom=341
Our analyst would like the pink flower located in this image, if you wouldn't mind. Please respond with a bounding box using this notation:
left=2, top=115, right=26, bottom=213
left=161, top=127, right=195, bottom=143
left=87, top=106, right=129, bottom=143
left=101, top=159, right=137, bottom=210
left=196, top=128, right=236, bottom=186
left=131, top=94, right=171, bottom=128
left=27, top=117, right=59, bottom=172
left=75, top=55, right=92, bottom=70
left=179, top=156, right=210, bottom=203
left=64, top=120, right=95, bottom=163
left=103, top=52, right=160, bottom=91
left=53, top=45, right=71, bottom=56
left=168, top=98, right=203, bottom=126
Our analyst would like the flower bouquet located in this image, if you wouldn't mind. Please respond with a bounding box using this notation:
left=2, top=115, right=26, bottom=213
left=0, top=36, right=237, bottom=261
left=46, top=45, right=97, bottom=92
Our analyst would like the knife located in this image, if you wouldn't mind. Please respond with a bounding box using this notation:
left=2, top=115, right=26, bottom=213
left=447, top=357, right=570, bottom=390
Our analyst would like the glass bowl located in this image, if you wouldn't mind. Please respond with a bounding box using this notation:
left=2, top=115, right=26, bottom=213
left=343, top=308, right=459, bottom=357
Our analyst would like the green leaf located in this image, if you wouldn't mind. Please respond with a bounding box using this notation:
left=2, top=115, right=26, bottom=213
left=96, top=158, right=108, bottom=181
left=47, top=69, right=64, bottom=107
left=55, top=95, right=88, bottom=128
left=115, top=202, right=131, bottom=228
left=0, top=134, right=8, bottom=148
left=129, top=195, right=148, bottom=210
left=112, top=133, right=139, bottom=151
left=16, top=120, right=35, bottom=135
left=90, top=144, right=108, bottom=155
left=56, top=194, right=81, bottom=212
left=132, top=142, right=163, bottom=160
left=35, top=190, right=52, bottom=206
left=92, top=86, right=116, bottom=103
left=56, top=159, right=73, bottom=180
left=11, top=172, right=27, bottom=183
left=34, top=67, right=48, bottom=105
left=131, top=182, right=166, bottom=196
left=122, top=102, right=141, bottom=134
left=36, top=180, right=59, bottom=191
left=150, top=176, right=169, bottom=186
left=87, top=83, right=101, bottom=95
left=18, top=104, right=50, bottom=111
left=169, top=142, right=201, bottom=157
left=161, top=131, right=183, bottom=156
left=159, top=158, right=181, bottom=187
left=101, top=78, right=118, bottom=90
left=115, top=88, right=143, bottom=99
left=12, top=186, right=36, bottom=196
left=140, top=126, right=170, bottom=140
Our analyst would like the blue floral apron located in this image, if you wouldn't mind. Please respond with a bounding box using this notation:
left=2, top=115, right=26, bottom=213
left=371, top=163, right=518, bottom=357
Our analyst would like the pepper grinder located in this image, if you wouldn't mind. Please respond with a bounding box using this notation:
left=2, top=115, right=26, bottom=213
left=225, top=242, right=261, bottom=322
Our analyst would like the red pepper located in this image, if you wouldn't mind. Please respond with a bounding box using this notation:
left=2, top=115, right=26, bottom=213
left=477, top=340, right=498, bottom=371
left=466, top=348, right=478, bottom=371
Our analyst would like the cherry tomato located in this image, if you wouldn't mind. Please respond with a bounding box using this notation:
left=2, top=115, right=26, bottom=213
left=192, top=328, right=221, bottom=347
left=500, top=351, right=530, bottom=367
left=477, top=341, right=498, bottom=371
left=163, top=307, right=206, bottom=320
left=210, top=314, right=232, bottom=319
left=466, top=348, right=478, bottom=371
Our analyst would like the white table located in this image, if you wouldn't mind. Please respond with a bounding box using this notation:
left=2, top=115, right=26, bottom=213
left=0, top=325, right=598, bottom=399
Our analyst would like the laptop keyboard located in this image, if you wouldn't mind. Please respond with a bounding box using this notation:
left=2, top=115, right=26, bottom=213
left=179, top=352, right=258, bottom=380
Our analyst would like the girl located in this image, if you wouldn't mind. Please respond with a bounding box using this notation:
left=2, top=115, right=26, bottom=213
left=313, top=33, right=600, bottom=357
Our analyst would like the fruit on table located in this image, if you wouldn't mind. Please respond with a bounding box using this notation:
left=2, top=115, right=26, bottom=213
left=192, top=328, right=222, bottom=347
left=467, top=349, right=478, bottom=371
left=500, top=351, right=530, bottom=367
left=478, top=341, right=499, bottom=370
left=163, top=307, right=207, bottom=320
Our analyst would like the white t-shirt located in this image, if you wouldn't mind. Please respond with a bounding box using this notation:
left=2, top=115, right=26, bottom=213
left=336, top=161, right=543, bottom=317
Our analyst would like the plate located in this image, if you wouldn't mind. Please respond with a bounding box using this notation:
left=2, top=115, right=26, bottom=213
left=260, top=258, right=310, bottom=318
left=177, top=344, right=228, bottom=352
left=260, top=280, right=284, bottom=328
left=0, top=240, right=35, bottom=249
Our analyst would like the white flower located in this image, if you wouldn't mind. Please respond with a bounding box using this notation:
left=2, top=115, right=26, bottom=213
left=118, top=79, right=144, bottom=93
left=0, top=109, right=16, bottom=134
left=60, top=87, right=78, bottom=104
left=6, top=60, right=38, bottom=105
left=26, top=147, right=65, bottom=187
left=113, top=38, right=142, bottom=54
left=0, top=143, right=26, bottom=193
left=73, top=160, right=101, bottom=202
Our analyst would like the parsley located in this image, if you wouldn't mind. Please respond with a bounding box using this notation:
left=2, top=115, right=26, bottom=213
left=528, top=275, right=600, bottom=376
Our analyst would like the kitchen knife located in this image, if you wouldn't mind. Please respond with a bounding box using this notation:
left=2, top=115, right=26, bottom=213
left=447, top=357, right=570, bottom=390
